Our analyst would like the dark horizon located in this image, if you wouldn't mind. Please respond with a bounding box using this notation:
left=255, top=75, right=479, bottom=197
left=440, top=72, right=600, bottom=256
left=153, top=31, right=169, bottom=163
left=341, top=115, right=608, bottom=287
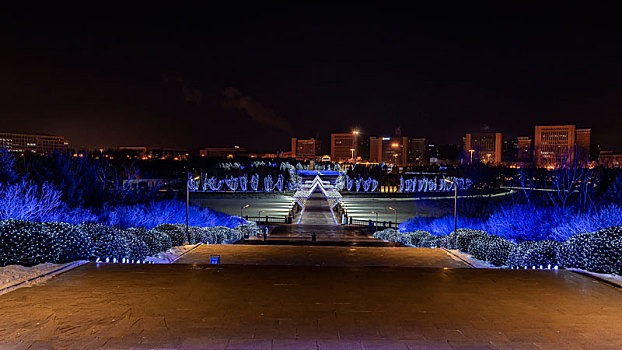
left=2, top=3, right=621, bottom=152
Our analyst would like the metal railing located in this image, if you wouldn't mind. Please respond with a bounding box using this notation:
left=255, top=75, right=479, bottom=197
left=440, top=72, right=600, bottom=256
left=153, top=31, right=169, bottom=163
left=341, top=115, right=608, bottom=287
left=348, top=218, right=399, bottom=229
left=244, top=215, right=291, bottom=224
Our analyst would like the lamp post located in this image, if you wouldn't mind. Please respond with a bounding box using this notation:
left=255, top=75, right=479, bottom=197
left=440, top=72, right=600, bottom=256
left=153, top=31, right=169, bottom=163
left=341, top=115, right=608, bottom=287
left=240, top=204, right=249, bottom=225
left=444, top=179, right=458, bottom=247
left=388, top=207, right=397, bottom=228
left=371, top=210, right=379, bottom=230
left=186, top=174, right=201, bottom=244
left=258, top=210, right=263, bottom=223
left=468, top=149, right=475, bottom=164
left=352, top=130, right=359, bottom=165
left=350, top=148, right=355, bottom=164
left=186, top=173, right=190, bottom=244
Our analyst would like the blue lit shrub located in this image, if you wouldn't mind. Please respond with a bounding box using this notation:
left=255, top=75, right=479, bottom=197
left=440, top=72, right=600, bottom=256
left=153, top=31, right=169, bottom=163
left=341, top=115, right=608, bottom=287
left=97, top=200, right=242, bottom=229
left=400, top=215, right=485, bottom=236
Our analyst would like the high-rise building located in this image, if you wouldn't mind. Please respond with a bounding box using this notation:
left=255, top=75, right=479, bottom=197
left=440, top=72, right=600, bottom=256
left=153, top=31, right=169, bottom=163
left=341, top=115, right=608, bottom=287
left=534, top=125, right=590, bottom=167
left=290, top=138, right=322, bottom=160
left=369, top=136, right=409, bottom=166
left=408, top=138, right=429, bottom=166
left=575, top=128, right=591, bottom=164
left=599, top=151, right=622, bottom=168
left=200, top=146, right=247, bottom=158
left=464, top=132, right=502, bottom=165
left=330, top=133, right=361, bottom=162
left=517, top=137, right=532, bottom=163
left=0, top=132, right=69, bottom=155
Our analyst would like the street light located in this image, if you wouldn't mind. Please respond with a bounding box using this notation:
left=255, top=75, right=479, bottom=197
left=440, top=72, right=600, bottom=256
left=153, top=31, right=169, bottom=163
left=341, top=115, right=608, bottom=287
left=240, top=204, right=250, bottom=225
left=468, top=149, right=475, bottom=164
left=371, top=210, right=379, bottom=230
left=388, top=207, right=397, bottom=228
left=444, top=179, right=458, bottom=246
left=258, top=210, right=263, bottom=223
left=186, top=173, right=200, bottom=244
left=352, top=130, right=360, bottom=165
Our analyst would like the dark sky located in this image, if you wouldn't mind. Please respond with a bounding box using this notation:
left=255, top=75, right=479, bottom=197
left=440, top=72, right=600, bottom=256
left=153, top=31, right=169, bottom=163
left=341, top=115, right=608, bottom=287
left=1, top=3, right=622, bottom=152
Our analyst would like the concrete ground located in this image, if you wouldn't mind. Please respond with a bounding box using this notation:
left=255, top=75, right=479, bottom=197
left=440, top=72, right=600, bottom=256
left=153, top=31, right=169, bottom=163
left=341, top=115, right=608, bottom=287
left=176, top=245, right=468, bottom=268
left=0, top=263, right=621, bottom=349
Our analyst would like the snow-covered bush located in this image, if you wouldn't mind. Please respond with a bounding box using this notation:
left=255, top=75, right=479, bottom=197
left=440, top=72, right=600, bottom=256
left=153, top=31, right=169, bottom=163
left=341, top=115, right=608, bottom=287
left=373, top=228, right=402, bottom=242
left=42, top=221, right=93, bottom=262
left=403, top=231, right=433, bottom=246
left=467, top=234, right=514, bottom=266
left=119, top=230, right=150, bottom=261
left=0, top=219, right=60, bottom=266
left=151, top=224, right=187, bottom=246
left=558, top=226, right=622, bottom=274
left=522, top=240, right=561, bottom=268
left=450, top=229, right=488, bottom=251
left=234, top=222, right=260, bottom=237
left=420, top=234, right=449, bottom=248
left=199, top=226, right=242, bottom=244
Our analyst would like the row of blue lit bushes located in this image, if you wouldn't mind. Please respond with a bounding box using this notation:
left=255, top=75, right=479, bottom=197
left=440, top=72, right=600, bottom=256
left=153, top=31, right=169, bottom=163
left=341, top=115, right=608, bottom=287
left=0, top=179, right=242, bottom=229
left=0, top=220, right=254, bottom=267
left=400, top=204, right=622, bottom=242
left=374, top=226, right=622, bottom=275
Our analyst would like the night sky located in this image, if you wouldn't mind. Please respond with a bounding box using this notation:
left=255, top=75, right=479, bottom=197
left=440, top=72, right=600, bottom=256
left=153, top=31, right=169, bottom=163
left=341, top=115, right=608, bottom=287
left=2, top=3, right=621, bottom=152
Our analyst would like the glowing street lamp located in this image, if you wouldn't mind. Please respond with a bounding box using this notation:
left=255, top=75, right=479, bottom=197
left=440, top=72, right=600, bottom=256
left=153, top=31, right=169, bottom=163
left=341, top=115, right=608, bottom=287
left=388, top=207, right=397, bottom=227
left=240, top=204, right=250, bottom=224
left=352, top=130, right=360, bottom=165
left=468, top=149, right=475, bottom=164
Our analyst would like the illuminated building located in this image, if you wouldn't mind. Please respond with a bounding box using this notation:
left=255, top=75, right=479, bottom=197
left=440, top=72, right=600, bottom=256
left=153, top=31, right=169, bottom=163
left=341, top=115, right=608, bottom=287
left=291, top=138, right=322, bottom=160
left=331, top=133, right=360, bottom=162
left=599, top=151, right=622, bottom=168
left=0, top=132, right=69, bottom=156
left=370, top=136, right=409, bottom=166
left=408, top=138, right=429, bottom=166
left=464, top=132, right=502, bottom=165
left=200, top=146, right=247, bottom=158
left=534, top=125, right=590, bottom=167
left=517, top=137, right=532, bottom=162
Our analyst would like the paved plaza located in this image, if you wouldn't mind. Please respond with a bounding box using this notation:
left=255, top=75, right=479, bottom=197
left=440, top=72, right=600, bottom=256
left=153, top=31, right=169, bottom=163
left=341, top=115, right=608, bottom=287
left=177, top=245, right=468, bottom=268
left=1, top=261, right=621, bottom=349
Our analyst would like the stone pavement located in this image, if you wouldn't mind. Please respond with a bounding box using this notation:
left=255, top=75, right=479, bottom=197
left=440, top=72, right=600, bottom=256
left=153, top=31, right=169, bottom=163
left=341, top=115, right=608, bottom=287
left=0, top=263, right=621, bottom=349
left=176, top=245, right=468, bottom=268
left=298, top=193, right=337, bottom=225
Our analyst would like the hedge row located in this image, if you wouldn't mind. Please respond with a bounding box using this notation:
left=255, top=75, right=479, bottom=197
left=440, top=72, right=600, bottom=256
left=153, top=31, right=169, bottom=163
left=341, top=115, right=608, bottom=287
left=0, top=219, right=258, bottom=267
left=374, top=226, right=622, bottom=275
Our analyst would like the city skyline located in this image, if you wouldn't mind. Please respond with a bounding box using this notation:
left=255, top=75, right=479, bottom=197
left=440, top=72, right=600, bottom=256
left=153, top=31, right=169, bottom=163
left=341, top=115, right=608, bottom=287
left=2, top=4, right=622, bottom=152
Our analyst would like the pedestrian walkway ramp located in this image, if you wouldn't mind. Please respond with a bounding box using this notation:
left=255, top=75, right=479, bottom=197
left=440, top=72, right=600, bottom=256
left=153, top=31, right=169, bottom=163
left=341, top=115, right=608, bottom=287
left=293, top=174, right=342, bottom=225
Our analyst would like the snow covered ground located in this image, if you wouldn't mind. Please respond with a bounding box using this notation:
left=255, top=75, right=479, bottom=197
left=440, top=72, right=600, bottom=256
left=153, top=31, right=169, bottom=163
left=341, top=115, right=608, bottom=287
left=0, top=261, right=87, bottom=296
left=0, top=244, right=202, bottom=295
left=144, top=244, right=202, bottom=263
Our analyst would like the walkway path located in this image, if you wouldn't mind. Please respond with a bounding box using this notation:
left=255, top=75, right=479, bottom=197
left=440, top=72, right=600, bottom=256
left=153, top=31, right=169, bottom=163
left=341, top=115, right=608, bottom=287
left=298, top=192, right=337, bottom=225
left=0, top=263, right=621, bottom=349
left=175, top=245, right=468, bottom=267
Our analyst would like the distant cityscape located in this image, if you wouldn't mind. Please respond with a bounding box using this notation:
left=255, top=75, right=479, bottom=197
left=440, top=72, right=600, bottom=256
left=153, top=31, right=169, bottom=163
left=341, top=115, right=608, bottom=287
left=1, top=126, right=621, bottom=169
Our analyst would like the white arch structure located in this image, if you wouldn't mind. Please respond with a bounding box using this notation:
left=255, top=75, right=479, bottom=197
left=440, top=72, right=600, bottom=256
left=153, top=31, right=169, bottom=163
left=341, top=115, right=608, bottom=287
left=293, top=175, right=343, bottom=225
